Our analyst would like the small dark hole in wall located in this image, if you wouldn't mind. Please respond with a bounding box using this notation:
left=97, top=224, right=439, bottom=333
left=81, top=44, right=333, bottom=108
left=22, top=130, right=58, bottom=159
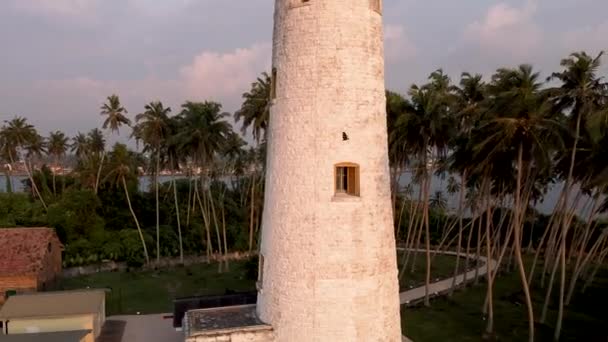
left=342, top=132, right=349, bottom=141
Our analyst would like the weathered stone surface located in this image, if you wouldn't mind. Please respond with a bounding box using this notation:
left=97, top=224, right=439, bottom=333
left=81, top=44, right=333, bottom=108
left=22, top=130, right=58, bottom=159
left=257, top=1, right=402, bottom=341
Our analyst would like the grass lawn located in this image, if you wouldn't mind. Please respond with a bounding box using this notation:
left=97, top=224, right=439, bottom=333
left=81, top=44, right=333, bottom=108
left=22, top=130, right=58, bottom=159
left=59, top=252, right=462, bottom=316
left=57, top=260, right=256, bottom=315
left=398, top=252, right=471, bottom=290
left=402, top=262, right=608, bottom=342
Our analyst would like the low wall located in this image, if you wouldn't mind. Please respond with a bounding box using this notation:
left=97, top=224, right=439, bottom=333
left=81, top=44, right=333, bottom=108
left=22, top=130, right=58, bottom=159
left=62, top=252, right=257, bottom=278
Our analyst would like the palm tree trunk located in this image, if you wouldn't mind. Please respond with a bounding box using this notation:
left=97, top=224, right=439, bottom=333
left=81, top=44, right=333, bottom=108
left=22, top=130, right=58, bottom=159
left=248, top=172, right=256, bottom=252
left=24, top=159, right=47, bottom=210
left=449, top=170, right=467, bottom=296
left=186, top=173, right=193, bottom=227
left=423, top=152, right=432, bottom=307
left=208, top=186, right=223, bottom=266
left=222, top=203, right=229, bottom=271
left=194, top=179, right=212, bottom=259
left=514, top=143, right=534, bottom=342
left=464, top=212, right=477, bottom=284
left=528, top=210, right=555, bottom=286
left=122, top=176, right=150, bottom=264
left=570, top=190, right=601, bottom=277
left=474, top=216, right=482, bottom=285
left=540, top=242, right=562, bottom=323
left=565, top=233, right=605, bottom=305
left=94, top=153, right=105, bottom=194
left=155, top=151, right=161, bottom=263
left=396, top=195, right=407, bottom=238
left=52, top=155, right=58, bottom=196
left=555, top=112, right=582, bottom=342
left=172, top=177, right=184, bottom=263
left=526, top=210, right=536, bottom=253
left=484, top=183, right=494, bottom=336
left=582, top=242, right=608, bottom=293
left=406, top=181, right=425, bottom=274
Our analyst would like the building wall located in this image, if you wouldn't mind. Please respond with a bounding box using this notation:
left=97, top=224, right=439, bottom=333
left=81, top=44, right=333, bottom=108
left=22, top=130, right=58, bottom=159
left=6, top=314, right=95, bottom=342
left=0, top=275, right=37, bottom=304
left=37, top=238, right=63, bottom=289
left=257, top=0, right=401, bottom=341
left=187, top=329, right=275, bottom=342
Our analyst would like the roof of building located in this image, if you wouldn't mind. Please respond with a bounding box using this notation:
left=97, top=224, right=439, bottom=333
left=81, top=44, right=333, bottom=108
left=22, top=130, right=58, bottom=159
left=0, top=290, right=105, bottom=319
left=0, top=330, right=90, bottom=342
left=0, top=227, right=62, bottom=277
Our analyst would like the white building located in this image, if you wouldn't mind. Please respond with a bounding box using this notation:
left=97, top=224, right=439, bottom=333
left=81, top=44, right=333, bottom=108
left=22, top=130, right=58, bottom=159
left=183, top=1, right=402, bottom=341
left=256, top=0, right=402, bottom=341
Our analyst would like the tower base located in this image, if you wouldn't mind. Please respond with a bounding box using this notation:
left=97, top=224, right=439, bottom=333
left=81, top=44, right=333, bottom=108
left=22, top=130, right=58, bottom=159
left=183, top=305, right=274, bottom=342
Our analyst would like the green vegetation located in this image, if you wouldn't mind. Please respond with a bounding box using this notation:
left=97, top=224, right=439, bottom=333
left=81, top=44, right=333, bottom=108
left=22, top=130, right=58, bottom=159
left=57, top=260, right=257, bottom=315
left=403, top=265, right=608, bottom=342
left=399, top=252, right=469, bottom=290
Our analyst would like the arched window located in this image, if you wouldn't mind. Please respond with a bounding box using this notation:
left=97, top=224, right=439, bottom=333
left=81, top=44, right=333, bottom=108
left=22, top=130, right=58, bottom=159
left=335, top=163, right=360, bottom=196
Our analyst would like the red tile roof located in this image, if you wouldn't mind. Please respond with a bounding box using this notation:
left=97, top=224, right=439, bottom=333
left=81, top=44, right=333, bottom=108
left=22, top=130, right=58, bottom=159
left=0, top=228, right=62, bottom=277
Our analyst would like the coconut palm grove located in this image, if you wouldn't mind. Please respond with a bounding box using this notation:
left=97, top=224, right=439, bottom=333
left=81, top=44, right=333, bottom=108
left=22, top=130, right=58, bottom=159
left=1, top=51, right=608, bottom=341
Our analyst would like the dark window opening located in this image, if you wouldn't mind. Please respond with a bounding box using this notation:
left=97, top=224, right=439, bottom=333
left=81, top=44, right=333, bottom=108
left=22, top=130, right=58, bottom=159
left=371, top=0, right=382, bottom=14
left=271, top=68, right=277, bottom=100
left=256, top=255, right=265, bottom=290
left=47, top=242, right=52, bottom=253
left=335, top=164, right=360, bottom=196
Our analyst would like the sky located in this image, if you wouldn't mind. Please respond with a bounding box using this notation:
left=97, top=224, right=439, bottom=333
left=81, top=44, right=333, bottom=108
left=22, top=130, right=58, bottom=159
left=0, top=0, right=607, bottom=146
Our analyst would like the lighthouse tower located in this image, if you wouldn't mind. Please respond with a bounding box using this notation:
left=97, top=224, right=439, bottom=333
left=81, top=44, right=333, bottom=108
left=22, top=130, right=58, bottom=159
left=257, top=0, right=402, bottom=341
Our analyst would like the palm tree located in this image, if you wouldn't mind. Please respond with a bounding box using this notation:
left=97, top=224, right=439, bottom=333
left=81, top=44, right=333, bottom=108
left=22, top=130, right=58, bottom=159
left=234, top=72, right=271, bottom=143
left=0, top=128, right=17, bottom=193
left=48, top=131, right=69, bottom=195
left=447, top=72, right=486, bottom=295
left=101, top=95, right=131, bottom=134
left=472, top=65, right=564, bottom=341
left=0, top=117, right=47, bottom=209
left=392, top=72, right=455, bottom=306
left=135, top=101, right=171, bottom=263
left=174, top=101, right=232, bottom=256
left=430, top=191, right=447, bottom=211
left=105, top=143, right=150, bottom=264
left=547, top=51, right=607, bottom=341
left=71, top=133, right=89, bottom=159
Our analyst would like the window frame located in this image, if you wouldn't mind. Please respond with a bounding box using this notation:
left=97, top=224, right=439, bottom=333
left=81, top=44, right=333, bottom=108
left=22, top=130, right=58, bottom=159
left=334, top=163, right=360, bottom=197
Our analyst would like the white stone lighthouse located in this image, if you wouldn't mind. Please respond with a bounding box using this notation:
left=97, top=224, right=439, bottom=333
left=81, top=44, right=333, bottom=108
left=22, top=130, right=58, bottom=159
left=256, top=0, right=402, bottom=341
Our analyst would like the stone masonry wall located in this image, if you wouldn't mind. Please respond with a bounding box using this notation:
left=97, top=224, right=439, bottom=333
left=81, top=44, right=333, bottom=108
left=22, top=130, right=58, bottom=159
left=257, top=0, right=402, bottom=341
left=187, top=329, right=275, bottom=342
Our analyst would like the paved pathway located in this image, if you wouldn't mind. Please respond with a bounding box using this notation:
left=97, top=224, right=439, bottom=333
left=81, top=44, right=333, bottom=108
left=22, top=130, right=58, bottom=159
left=398, top=248, right=498, bottom=341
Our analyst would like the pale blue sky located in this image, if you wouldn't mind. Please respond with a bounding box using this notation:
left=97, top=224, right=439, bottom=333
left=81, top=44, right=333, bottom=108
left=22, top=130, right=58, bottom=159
left=0, top=0, right=606, bottom=144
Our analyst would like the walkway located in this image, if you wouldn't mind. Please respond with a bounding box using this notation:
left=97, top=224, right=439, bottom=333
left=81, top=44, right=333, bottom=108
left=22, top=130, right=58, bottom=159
left=398, top=248, right=498, bottom=341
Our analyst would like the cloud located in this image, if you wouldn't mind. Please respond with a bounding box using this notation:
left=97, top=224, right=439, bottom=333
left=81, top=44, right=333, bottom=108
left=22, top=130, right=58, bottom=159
left=384, top=24, right=417, bottom=63
left=464, top=1, right=541, bottom=58
left=179, top=43, right=271, bottom=101
left=29, top=43, right=272, bottom=129
left=10, top=0, right=99, bottom=17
